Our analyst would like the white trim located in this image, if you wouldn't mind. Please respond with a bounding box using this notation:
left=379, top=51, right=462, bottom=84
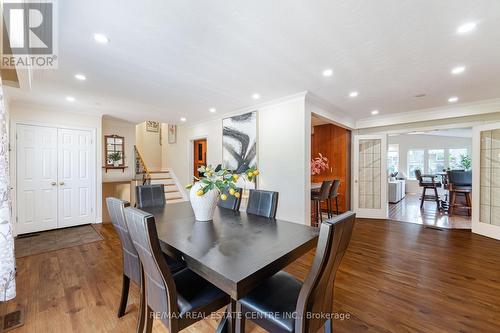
left=472, top=122, right=500, bottom=240
left=356, top=98, right=500, bottom=129
left=305, top=92, right=356, bottom=129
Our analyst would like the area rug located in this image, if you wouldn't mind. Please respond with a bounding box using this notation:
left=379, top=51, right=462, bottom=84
left=14, top=225, right=104, bottom=258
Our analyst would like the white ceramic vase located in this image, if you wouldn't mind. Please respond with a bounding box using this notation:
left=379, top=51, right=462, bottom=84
left=189, top=182, right=219, bottom=221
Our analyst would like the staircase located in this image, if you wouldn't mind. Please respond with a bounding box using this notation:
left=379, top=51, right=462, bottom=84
left=148, top=169, right=186, bottom=204
left=134, top=145, right=187, bottom=204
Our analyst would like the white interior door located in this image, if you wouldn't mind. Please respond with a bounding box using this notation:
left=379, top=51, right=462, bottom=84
left=353, top=134, right=388, bottom=219
left=16, top=124, right=58, bottom=234
left=472, top=122, right=500, bottom=240
left=57, top=128, right=94, bottom=228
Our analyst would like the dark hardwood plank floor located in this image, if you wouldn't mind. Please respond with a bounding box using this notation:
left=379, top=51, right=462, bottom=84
left=2, top=220, right=500, bottom=332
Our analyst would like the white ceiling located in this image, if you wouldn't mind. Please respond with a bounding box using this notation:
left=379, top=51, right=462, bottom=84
left=5, top=0, right=500, bottom=124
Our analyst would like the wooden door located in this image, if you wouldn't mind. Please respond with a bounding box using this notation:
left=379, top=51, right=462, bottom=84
left=16, top=124, right=58, bottom=234
left=193, top=139, right=207, bottom=179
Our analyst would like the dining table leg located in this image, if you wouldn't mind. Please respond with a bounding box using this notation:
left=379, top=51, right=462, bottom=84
left=216, top=299, right=241, bottom=333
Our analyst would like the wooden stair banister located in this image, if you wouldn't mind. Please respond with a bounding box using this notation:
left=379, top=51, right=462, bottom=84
left=134, top=145, right=151, bottom=185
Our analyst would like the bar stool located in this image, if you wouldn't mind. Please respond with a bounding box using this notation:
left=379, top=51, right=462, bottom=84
left=327, top=179, right=341, bottom=218
left=311, top=180, right=333, bottom=226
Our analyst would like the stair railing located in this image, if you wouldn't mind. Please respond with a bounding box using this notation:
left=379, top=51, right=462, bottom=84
left=134, top=145, right=151, bottom=185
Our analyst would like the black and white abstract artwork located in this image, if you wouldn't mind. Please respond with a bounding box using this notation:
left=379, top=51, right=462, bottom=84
left=222, top=111, right=257, bottom=172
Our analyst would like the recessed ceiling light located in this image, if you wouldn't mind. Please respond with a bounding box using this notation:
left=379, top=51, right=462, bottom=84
left=451, top=66, right=466, bottom=75
left=209, top=108, right=216, bottom=113
left=448, top=96, right=459, bottom=103
left=457, top=22, right=477, bottom=34
left=74, top=74, right=86, bottom=81
left=371, top=110, right=379, bottom=115
left=66, top=96, right=75, bottom=102
left=180, top=117, right=187, bottom=122
left=349, top=91, right=359, bottom=98
left=252, top=93, right=260, bottom=100
left=94, top=33, right=110, bottom=44
left=322, top=69, right=333, bottom=77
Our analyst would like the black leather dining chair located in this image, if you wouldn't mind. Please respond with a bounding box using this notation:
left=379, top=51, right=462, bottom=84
left=136, top=184, right=165, bottom=208
left=246, top=189, right=279, bottom=218
left=311, top=180, right=333, bottom=226
left=123, top=207, right=230, bottom=333
left=217, top=187, right=242, bottom=211
left=237, top=212, right=356, bottom=333
left=327, top=180, right=341, bottom=218
left=106, top=198, right=184, bottom=333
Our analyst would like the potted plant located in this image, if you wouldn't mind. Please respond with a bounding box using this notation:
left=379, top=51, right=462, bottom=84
left=460, top=154, right=472, bottom=171
left=186, top=165, right=259, bottom=221
left=108, top=152, right=122, bottom=167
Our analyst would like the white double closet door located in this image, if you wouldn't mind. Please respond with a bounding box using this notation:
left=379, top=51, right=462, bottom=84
left=16, top=124, right=95, bottom=234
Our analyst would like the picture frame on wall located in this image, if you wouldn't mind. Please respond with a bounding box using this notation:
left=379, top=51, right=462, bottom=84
left=222, top=111, right=257, bottom=172
left=168, top=124, right=177, bottom=144
left=146, top=121, right=159, bottom=132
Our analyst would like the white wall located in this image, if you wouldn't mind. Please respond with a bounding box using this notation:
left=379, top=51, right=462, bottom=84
left=102, top=116, right=136, bottom=182
left=8, top=103, right=103, bottom=232
left=164, top=95, right=310, bottom=224
left=135, top=121, right=162, bottom=170
left=389, top=133, right=472, bottom=193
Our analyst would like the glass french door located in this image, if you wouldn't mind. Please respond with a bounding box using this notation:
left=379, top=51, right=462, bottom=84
left=353, top=134, right=388, bottom=219
left=472, top=123, right=500, bottom=239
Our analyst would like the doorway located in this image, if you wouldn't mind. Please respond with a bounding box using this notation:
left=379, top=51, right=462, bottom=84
left=16, top=124, right=96, bottom=234
left=193, top=138, right=207, bottom=179
left=310, top=114, right=351, bottom=225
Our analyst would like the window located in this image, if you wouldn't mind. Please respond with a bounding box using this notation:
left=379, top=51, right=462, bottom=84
left=407, top=150, right=424, bottom=179
left=449, top=148, right=468, bottom=170
left=387, top=144, right=399, bottom=175
left=428, top=149, right=445, bottom=174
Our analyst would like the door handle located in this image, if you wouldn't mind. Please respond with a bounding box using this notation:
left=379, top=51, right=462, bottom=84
left=59, top=182, right=65, bottom=186
left=51, top=181, right=57, bottom=186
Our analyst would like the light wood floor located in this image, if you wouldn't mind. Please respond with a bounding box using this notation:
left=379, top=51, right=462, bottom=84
left=3, top=220, right=500, bottom=332
left=389, top=193, right=471, bottom=229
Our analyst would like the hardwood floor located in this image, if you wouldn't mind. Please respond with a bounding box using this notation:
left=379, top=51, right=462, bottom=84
left=389, top=193, right=471, bottom=229
left=3, top=220, right=500, bottom=332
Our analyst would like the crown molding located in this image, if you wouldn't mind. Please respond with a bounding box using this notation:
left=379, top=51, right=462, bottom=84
left=305, top=92, right=356, bottom=129
left=356, top=98, right=500, bottom=129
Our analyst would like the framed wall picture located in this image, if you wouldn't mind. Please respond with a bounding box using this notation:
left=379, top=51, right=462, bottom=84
left=222, top=111, right=257, bottom=172
left=146, top=121, right=159, bottom=132
left=168, top=124, right=177, bottom=144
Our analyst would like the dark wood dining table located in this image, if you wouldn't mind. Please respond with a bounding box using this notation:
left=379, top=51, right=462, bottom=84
left=143, top=202, right=319, bottom=333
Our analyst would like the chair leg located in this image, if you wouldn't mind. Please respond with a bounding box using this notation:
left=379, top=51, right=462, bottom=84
left=465, top=192, right=472, bottom=216
left=319, top=201, right=323, bottom=223
left=433, top=186, right=440, bottom=208
left=118, top=274, right=130, bottom=317
left=327, top=199, right=331, bottom=219
left=144, top=305, right=153, bottom=333
left=420, top=188, right=426, bottom=208
left=136, top=270, right=145, bottom=333
left=335, top=196, right=339, bottom=216
left=449, top=191, right=456, bottom=216
left=324, top=318, right=333, bottom=333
